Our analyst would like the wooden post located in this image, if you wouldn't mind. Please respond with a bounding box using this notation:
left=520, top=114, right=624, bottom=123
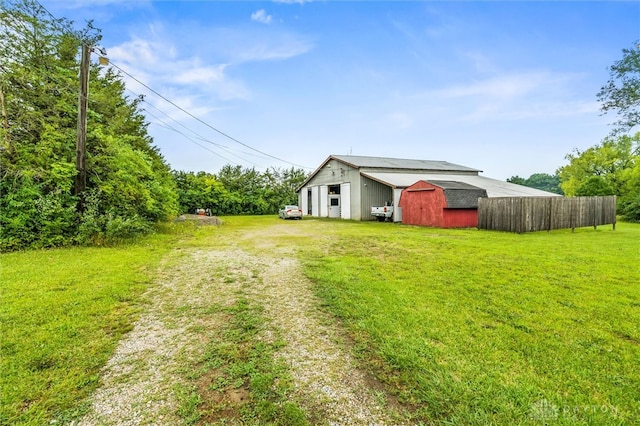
left=75, top=43, right=90, bottom=201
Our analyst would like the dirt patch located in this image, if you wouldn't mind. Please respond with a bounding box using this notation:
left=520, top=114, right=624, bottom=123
left=174, top=214, right=222, bottom=226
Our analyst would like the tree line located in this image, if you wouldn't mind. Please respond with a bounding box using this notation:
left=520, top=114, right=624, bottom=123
left=1, top=1, right=638, bottom=251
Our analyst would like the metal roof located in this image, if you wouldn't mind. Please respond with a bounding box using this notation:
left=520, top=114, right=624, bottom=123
left=330, top=155, right=481, bottom=173
left=426, top=180, right=483, bottom=191
left=362, top=172, right=561, bottom=198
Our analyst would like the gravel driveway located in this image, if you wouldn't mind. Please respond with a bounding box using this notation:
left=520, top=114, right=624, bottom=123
left=77, top=219, right=408, bottom=425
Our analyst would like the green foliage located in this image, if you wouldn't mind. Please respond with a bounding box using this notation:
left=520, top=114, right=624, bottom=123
left=619, top=192, right=640, bottom=222
left=558, top=133, right=640, bottom=221
left=575, top=176, right=616, bottom=196
left=597, top=41, right=640, bottom=134
left=507, top=173, right=563, bottom=194
left=0, top=0, right=177, bottom=250
left=173, top=166, right=307, bottom=216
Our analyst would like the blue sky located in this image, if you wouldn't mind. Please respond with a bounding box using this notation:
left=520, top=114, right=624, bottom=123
left=42, top=0, right=639, bottom=179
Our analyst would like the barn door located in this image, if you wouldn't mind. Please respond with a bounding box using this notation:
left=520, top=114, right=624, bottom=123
left=311, top=186, right=319, bottom=217
left=300, top=187, right=309, bottom=216
left=320, top=185, right=328, bottom=217
left=340, top=183, right=351, bottom=219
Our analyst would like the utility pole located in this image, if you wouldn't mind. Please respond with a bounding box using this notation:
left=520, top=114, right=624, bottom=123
left=0, top=84, right=8, bottom=148
left=75, top=43, right=90, bottom=201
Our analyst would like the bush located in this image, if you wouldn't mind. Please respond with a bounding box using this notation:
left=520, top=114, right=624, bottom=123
left=620, top=193, right=640, bottom=222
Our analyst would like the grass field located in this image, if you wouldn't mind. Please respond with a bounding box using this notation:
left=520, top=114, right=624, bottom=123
left=2, top=217, right=639, bottom=425
left=0, top=226, right=189, bottom=425
left=302, top=220, right=640, bottom=424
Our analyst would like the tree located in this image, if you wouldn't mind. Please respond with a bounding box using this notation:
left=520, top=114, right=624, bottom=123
left=507, top=173, right=563, bottom=194
left=574, top=176, right=615, bottom=196
left=557, top=133, right=639, bottom=221
left=0, top=0, right=178, bottom=249
left=173, top=166, right=308, bottom=217
left=557, top=133, right=638, bottom=196
left=597, top=41, right=640, bottom=135
left=172, top=170, right=229, bottom=215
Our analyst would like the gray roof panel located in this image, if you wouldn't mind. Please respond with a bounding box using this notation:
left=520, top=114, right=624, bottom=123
left=331, top=155, right=481, bottom=173
left=362, top=172, right=561, bottom=197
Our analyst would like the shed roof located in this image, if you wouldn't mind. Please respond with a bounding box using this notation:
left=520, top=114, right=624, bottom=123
left=426, top=180, right=488, bottom=209
left=362, top=172, right=561, bottom=197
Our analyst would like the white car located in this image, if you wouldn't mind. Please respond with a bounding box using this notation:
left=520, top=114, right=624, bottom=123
left=279, top=205, right=302, bottom=220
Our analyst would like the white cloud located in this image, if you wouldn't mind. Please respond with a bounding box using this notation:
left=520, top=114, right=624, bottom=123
left=209, top=27, right=314, bottom=63
left=433, top=71, right=567, bottom=100
left=251, top=9, right=272, bottom=24
left=174, top=65, right=228, bottom=85
left=109, top=38, right=160, bottom=64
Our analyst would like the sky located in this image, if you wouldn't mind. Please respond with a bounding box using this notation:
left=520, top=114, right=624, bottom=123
left=41, top=0, right=640, bottom=180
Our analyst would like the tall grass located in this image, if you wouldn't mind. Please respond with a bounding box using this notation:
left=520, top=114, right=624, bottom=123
left=303, top=221, right=640, bottom=425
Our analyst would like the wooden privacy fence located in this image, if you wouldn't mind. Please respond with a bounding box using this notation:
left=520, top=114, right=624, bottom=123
left=477, top=196, right=616, bottom=233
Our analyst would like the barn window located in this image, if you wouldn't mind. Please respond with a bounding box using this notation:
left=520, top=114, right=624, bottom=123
left=330, top=198, right=339, bottom=206
left=328, top=184, right=341, bottom=195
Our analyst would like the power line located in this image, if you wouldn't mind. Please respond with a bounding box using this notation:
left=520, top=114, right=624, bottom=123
left=32, top=0, right=313, bottom=171
left=142, top=107, right=242, bottom=167
left=130, top=89, right=272, bottom=168
left=107, top=60, right=312, bottom=170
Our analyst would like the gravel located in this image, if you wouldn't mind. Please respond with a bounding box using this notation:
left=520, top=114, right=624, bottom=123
left=76, top=222, right=409, bottom=425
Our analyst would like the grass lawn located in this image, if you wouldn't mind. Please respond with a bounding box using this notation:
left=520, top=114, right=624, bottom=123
left=0, top=226, right=190, bottom=425
left=302, top=220, right=640, bottom=424
left=2, top=217, right=638, bottom=425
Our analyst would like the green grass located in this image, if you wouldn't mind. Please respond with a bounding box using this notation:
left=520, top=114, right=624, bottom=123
left=173, top=216, right=310, bottom=424
left=0, top=227, right=189, bottom=425
left=3, top=216, right=639, bottom=425
left=302, top=221, right=640, bottom=425
left=176, top=295, right=308, bottom=425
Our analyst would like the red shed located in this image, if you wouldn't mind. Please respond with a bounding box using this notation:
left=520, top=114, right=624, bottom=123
left=399, top=180, right=488, bottom=228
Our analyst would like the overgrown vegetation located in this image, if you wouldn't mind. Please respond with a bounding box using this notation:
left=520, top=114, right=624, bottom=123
left=0, top=0, right=179, bottom=250
left=557, top=132, right=640, bottom=221
left=0, top=1, right=308, bottom=251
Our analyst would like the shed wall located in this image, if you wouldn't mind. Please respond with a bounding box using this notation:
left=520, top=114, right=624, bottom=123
left=442, top=209, right=479, bottom=228
left=399, top=182, right=446, bottom=227
left=399, top=181, right=479, bottom=228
